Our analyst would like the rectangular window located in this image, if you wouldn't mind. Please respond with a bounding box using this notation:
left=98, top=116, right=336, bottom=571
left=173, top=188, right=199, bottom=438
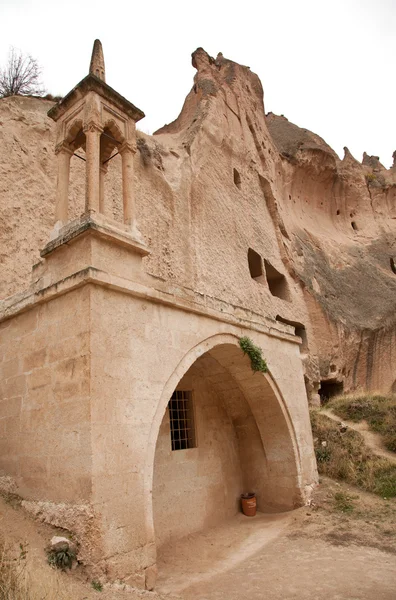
left=168, top=390, right=196, bottom=451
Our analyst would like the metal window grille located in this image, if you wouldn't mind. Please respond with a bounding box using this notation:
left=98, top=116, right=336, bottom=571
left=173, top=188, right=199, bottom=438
left=168, top=391, right=196, bottom=451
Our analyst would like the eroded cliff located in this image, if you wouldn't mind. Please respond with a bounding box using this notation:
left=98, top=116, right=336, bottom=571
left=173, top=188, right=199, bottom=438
left=1, top=47, right=395, bottom=400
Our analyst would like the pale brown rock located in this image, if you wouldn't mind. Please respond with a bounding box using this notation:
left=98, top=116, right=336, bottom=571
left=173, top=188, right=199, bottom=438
left=0, top=41, right=394, bottom=588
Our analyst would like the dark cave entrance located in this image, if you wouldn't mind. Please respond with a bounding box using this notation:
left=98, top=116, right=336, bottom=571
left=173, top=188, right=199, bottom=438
left=319, top=380, right=344, bottom=404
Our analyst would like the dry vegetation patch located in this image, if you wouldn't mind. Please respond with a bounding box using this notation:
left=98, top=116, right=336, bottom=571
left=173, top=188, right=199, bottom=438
left=328, top=393, right=396, bottom=452
left=289, top=476, right=396, bottom=555
left=310, top=409, right=396, bottom=497
left=0, top=541, right=29, bottom=600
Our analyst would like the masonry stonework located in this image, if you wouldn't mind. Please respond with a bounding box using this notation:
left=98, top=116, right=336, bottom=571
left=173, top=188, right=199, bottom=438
left=0, top=41, right=320, bottom=588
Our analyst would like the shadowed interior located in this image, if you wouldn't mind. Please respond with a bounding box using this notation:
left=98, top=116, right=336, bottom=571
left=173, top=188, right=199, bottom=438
left=152, top=343, right=300, bottom=549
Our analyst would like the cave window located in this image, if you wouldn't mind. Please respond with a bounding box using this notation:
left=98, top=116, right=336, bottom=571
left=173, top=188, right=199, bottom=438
left=351, top=221, right=358, bottom=231
left=233, top=168, right=241, bottom=189
left=168, top=391, right=196, bottom=451
left=264, top=260, right=290, bottom=301
left=390, top=258, right=396, bottom=274
left=295, top=326, right=308, bottom=352
left=336, top=209, right=340, bottom=215
left=319, top=380, right=344, bottom=405
left=248, top=248, right=264, bottom=281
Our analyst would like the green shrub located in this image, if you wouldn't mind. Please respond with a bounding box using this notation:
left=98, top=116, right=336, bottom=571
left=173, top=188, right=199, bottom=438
left=46, top=547, right=75, bottom=571
left=91, top=580, right=103, bottom=592
left=239, top=337, right=268, bottom=373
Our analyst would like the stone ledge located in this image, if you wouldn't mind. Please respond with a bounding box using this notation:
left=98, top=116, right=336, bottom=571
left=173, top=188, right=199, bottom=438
left=0, top=267, right=300, bottom=345
left=41, top=214, right=150, bottom=258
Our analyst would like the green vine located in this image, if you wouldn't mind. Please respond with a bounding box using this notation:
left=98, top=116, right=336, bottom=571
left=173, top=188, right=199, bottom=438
left=239, top=337, right=268, bottom=374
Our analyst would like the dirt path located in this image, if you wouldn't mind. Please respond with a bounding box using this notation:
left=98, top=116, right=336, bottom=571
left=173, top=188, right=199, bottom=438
left=156, top=512, right=292, bottom=594
left=321, top=408, right=396, bottom=464
left=157, top=479, right=396, bottom=600
left=176, top=534, right=396, bottom=600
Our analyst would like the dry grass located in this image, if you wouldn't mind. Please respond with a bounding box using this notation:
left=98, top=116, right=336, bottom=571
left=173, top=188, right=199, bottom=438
left=0, top=542, right=30, bottom=600
left=0, top=540, right=71, bottom=600
left=310, top=410, right=396, bottom=497
left=328, top=393, right=396, bottom=452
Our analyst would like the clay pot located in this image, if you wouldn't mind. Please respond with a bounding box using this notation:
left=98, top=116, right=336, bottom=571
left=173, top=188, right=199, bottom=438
left=241, top=492, right=256, bottom=517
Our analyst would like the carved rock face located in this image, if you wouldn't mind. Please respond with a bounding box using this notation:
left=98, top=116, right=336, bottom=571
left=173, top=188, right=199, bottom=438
left=1, top=48, right=396, bottom=397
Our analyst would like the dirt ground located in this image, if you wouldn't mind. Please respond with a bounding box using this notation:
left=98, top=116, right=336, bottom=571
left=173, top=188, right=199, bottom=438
left=1, top=477, right=396, bottom=599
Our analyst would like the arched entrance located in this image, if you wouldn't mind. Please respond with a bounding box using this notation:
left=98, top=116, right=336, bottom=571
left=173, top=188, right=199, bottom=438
left=145, top=334, right=302, bottom=553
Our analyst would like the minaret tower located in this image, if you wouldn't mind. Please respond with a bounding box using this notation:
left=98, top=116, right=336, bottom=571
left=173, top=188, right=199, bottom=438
left=89, top=39, right=106, bottom=81
left=47, top=39, right=146, bottom=244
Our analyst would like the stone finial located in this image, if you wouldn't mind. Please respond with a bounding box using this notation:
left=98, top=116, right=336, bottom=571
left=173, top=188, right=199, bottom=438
left=392, top=150, right=396, bottom=170
left=89, top=39, right=105, bottom=82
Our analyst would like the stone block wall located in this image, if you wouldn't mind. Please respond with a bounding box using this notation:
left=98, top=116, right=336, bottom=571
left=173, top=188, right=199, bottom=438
left=0, top=277, right=317, bottom=586
left=0, top=287, right=91, bottom=502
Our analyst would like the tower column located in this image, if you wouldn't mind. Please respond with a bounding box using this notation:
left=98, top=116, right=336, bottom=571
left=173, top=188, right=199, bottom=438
left=120, top=142, right=136, bottom=226
left=54, top=144, right=73, bottom=225
left=99, top=165, right=107, bottom=214
left=84, top=124, right=103, bottom=214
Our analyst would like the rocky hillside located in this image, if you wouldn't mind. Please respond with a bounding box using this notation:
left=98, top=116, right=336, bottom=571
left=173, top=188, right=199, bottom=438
left=1, top=48, right=395, bottom=400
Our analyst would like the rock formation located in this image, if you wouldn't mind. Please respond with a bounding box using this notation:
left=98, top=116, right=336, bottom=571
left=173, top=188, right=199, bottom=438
left=1, top=47, right=395, bottom=403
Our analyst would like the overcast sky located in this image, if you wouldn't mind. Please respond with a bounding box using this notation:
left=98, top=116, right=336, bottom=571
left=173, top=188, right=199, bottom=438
left=1, top=0, right=395, bottom=167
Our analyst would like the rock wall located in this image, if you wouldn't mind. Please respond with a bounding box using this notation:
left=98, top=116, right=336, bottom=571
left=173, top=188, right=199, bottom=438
left=1, top=47, right=395, bottom=399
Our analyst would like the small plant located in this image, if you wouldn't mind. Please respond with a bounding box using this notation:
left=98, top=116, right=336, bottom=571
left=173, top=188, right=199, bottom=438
left=46, top=543, right=76, bottom=571
left=239, top=337, right=268, bottom=374
left=333, top=491, right=355, bottom=513
left=91, top=580, right=103, bottom=592
left=44, top=93, right=63, bottom=102
left=315, top=445, right=331, bottom=463
left=19, top=542, right=28, bottom=560
left=365, top=172, right=377, bottom=183
left=137, top=136, right=151, bottom=166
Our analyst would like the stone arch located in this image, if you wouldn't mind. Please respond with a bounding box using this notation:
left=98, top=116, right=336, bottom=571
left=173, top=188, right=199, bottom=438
left=144, top=333, right=302, bottom=557
left=101, top=119, right=125, bottom=163
left=65, top=119, right=85, bottom=152
left=102, top=118, right=125, bottom=144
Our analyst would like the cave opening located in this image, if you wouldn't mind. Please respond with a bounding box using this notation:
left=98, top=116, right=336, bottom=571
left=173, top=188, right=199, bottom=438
left=319, top=380, right=344, bottom=404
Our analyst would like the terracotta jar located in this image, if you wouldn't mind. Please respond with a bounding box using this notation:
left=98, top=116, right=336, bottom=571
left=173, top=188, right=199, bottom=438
left=241, top=492, right=256, bottom=517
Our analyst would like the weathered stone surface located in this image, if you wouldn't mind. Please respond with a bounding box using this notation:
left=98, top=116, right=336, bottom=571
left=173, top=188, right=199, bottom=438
left=0, top=42, right=393, bottom=587
left=1, top=49, right=395, bottom=397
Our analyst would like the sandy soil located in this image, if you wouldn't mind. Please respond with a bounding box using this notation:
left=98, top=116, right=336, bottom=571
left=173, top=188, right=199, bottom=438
left=175, top=536, right=396, bottom=600
left=157, top=477, right=396, bottom=600
left=1, top=477, right=396, bottom=599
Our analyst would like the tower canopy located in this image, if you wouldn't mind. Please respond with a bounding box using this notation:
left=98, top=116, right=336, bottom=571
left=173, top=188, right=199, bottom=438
left=45, top=39, right=146, bottom=241
left=48, top=39, right=144, bottom=123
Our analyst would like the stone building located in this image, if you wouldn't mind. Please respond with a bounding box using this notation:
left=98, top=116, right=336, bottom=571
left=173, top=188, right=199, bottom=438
left=0, top=40, right=320, bottom=587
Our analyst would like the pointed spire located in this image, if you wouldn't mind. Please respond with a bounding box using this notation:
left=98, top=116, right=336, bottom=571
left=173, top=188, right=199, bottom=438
left=89, top=39, right=106, bottom=82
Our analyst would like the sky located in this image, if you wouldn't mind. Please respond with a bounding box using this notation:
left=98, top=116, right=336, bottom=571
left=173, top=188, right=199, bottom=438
left=1, top=0, right=395, bottom=167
